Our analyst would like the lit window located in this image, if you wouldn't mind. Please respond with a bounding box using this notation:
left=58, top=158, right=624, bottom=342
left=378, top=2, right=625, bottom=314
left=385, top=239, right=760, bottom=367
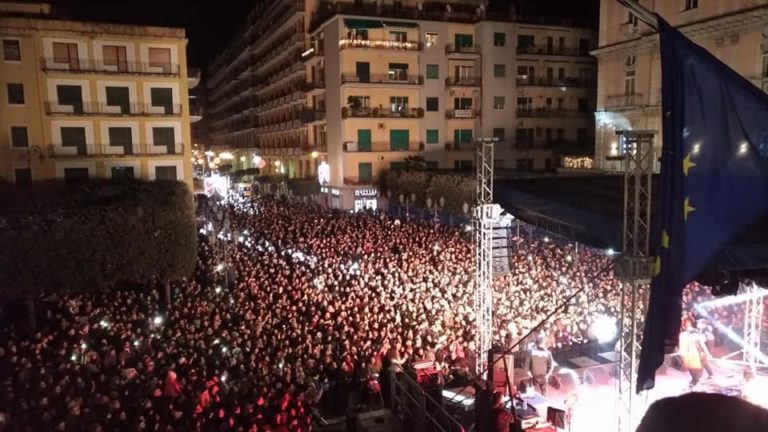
left=425, top=32, right=438, bottom=48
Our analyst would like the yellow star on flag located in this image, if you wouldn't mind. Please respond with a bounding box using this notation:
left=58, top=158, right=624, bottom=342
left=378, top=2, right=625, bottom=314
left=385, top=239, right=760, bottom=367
left=654, top=256, right=661, bottom=276
left=661, top=230, right=670, bottom=249
left=684, top=197, right=696, bottom=221
left=683, top=153, right=696, bottom=176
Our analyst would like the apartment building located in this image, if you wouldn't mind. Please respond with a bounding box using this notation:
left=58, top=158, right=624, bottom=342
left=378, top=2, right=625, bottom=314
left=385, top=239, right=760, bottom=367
left=0, top=2, right=195, bottom=188
left=207, top=0, right=596, bottom=210
left=593, top=0, right=768, bottom=172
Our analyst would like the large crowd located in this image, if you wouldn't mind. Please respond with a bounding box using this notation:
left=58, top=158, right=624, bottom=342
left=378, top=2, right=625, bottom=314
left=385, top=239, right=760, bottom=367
left=0, top=195, right=746, bottom=431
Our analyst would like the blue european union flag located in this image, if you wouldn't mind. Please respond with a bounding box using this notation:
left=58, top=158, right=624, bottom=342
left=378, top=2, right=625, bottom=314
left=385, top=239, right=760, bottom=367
left=637, top=17, right=768, bottom=392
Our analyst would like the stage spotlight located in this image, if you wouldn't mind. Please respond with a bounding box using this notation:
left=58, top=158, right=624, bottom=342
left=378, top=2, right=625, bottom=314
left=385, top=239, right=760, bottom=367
left=591, top=314, right=618, bottom=343
left=153, top=315, right=163, bottom=326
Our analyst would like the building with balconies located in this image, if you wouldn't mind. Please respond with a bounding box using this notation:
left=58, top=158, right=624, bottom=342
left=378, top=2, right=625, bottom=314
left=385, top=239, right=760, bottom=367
left=0, top=2, right=194, bottom=188
left=593, top=0, right=768, bottom=172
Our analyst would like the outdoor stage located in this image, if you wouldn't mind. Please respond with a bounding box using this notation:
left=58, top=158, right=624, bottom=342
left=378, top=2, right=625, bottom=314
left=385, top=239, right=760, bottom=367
left=443, top=349, right=767, bottom=432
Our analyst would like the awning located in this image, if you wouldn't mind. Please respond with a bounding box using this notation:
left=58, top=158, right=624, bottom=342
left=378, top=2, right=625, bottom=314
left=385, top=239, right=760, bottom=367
left=344, top=18, right=418, bottom=29
left=382, top=20, right=419, bottom=28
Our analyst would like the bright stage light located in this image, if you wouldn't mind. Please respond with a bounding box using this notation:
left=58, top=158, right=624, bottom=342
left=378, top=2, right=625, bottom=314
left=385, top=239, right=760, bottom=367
left=591, top=314, right=618, bottom=343
left=215, top=286, right=222, bottom=294
left=216, top=263, right=224, bottom=272
left=606, top=248, right=616, bottom=256
left=153, top=316, right=163, bottom=326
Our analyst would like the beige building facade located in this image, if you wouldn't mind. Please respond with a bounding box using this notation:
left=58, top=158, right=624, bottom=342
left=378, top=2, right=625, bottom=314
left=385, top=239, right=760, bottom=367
left=207, top=0, right=596, bottom=210
left=594, top=0, right=768, bottom=172
left=0, top=2, right=195, bottom=188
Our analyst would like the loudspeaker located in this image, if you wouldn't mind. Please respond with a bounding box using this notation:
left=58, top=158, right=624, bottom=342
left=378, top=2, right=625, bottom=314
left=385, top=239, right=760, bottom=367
left=546, top=407, right=566, bottom=429
left=488, top=351, right=515, bottom=393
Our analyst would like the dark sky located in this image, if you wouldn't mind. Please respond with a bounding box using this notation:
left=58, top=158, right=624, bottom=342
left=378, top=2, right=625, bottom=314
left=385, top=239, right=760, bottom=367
left=41, top=0, right=598, bottom=69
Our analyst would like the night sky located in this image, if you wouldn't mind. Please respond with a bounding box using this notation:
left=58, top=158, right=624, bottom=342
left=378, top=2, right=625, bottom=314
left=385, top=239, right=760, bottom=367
left=43, top=0, right=599, bottom=69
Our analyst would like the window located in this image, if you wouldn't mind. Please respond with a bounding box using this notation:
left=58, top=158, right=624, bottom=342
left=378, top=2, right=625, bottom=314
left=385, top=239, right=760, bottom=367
left=494, top=64, right=506, bottom=78
left=148, top=47, right=172, bottom=71
left=517, top=97, right=533, bottom=110
left=454, top=160, right=472, bottom=171
left=426, top=97, right=438, bottom=112
left=3, top=39, right=20, bottom=61
left=56, top=85, right=83, bottom=113
left=425, top=32, right=438, bottom=48
left=11, top=126, right=28, bottom=147
left=111, top=166, right=135, bottom=180
left=102, top=45, right=128, bottom=71
left=684, top=0, right=698, bottom=10
left=426, top=64, right=439, bottom=79
left=626, top=12, right=639, bottom=26
left=152, top=127, right=176, bottom=154
left=494, top=32, right=506, bottom=47
left=426, top=129, right=439, bottom=144
left=106, top=86, right=131, bottom=114
left=454, top=129, right=472, bottom=143
left=7, top=83, right=24, bottom=104
left=388, top=63, right=409, bottom=81
left=53, top=42, right=79, bottom=68
left=14, top=168, right=31, bottom=188
left=390, top=31, right=407, bottom=43
left=356, top=62, right=370, bottom=82
left=454, top=33, right=473, bottom=48
left=150, top=87, right=174, bottom=114
left=155, top=166, right=178, bottom=181
left=358, top=162, right=372, bottom=182
left=390, top=96, right=408, bottom=113
left=454, top=65, right=474, bottom=81
left=493, top=128, right=505, bottom=142
left=357, top=129, right=372, bottom=151
left=515, top=128, right=534, bottom=149
left=577, top=128, right=588, bottom=147
left=453, top=97, right=472, bottom=110
left=493, top=96, right=505, bottom=110
left=578, top=98, right=589, bottom=112
left=61, top=127, right=87, bottom=155
left=390, top=161, right=405, bottom=171
left=517, top=35, right=535, bottom=51
left=108, top=127, right=133, bottom=154
left=624, top=70, right=636, bottom=95
left=390, top=129, right=409, bottom=151
left=64, top=168, right=89, bottom=185
left=578, top=38, right=591, bottom=55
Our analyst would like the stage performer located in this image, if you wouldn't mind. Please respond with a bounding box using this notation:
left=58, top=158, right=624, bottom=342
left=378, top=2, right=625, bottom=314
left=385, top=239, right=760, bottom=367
left=526, top=334, right=554, bottom=396
left=678, top=318, right=712, bottom=388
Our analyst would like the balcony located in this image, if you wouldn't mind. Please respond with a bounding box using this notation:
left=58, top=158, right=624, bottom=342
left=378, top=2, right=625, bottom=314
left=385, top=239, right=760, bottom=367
left=516, top=108, right=586, bottom=118
left=342, top=107, right=424, bottom=119
left=41, top=58, right=180, bottom=75
left=339, top=38, right=421, bottom=51
left=445, top=44, right=480, bottom=56
left=45, top=102, right=182, bottom=116
left=300, top=80, right=325, bottom=94
left=446, top=109, right=479, bottom=119
left=301, top=110, right=326, bottom=124
left=47, top=143, right=185, bottom=158
left=516, top=77, right=596, bottom=88
left=515, top=46, right=590, bottom=57
left=605, top=93, right=645, bottom=109
left=188, top=68, right=201, bottom=89
left=343, top=141, right=424, bottom=152
left=445, top=77, right=481, bottom=87
left=444, top=141, right=475, bottom=152
left=341, top=74, right=423, bottom=86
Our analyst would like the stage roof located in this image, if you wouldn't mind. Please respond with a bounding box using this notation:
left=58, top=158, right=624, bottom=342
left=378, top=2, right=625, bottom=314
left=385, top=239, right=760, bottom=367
left=494, top=174, right=768, bottom=273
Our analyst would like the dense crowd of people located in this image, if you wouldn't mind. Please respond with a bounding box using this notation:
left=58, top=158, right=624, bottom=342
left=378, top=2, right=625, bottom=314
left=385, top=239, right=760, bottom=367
left=0, top=195, right=750, bottom=431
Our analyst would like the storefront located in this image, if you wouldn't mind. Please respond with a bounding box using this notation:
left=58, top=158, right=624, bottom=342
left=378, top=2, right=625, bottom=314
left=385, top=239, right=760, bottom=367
left=353, top=188, right=378, bottom=212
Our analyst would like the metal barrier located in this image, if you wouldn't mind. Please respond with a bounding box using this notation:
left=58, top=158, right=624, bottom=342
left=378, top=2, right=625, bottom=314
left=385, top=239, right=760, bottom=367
left=389, top=370, right=466, bottom=432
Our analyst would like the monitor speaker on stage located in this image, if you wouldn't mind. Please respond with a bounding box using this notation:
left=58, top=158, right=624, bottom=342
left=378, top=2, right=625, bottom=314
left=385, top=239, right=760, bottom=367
left=546, top=407, right=566, bottom=429
left=488, top=351, right=515, bottom=394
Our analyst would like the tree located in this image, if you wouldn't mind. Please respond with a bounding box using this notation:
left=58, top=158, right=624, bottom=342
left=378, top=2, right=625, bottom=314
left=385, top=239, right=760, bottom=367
left=0, top=180, right=197, bottom=328
left=404, top=155, right=427, bottom=171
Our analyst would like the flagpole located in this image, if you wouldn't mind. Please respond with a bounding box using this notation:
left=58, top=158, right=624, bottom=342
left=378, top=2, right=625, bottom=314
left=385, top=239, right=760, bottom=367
left=615, top=0, right=659, bottom=30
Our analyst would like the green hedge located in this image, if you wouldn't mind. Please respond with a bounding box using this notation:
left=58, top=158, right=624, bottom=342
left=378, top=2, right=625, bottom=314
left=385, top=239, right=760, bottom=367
left=0, top=180, right=197, bottom=298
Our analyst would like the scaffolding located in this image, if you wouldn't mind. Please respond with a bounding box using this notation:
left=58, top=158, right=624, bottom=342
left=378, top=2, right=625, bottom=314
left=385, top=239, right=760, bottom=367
left=613, top=131, right=656, bottom=432
left=474, top=138, right=500, bottom=376
left=743, top=283, right=765, bottom=367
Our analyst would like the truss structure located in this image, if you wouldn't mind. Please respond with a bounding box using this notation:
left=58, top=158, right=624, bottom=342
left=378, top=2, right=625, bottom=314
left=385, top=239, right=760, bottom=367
left=474, top=138, right=499, bottom=377
left=743, top=283, right=764, bottom=367
left=614, top=131, right=656, bottom=432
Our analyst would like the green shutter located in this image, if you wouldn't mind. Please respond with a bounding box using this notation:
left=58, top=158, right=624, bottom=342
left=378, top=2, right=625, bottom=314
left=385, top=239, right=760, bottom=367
left=357, top=129, right=371, bottom=151
left=390, top=129, right=409, bottom=151
left=426, top=64, right=439, bottom=79
left=494, top=32, right=505, bottom=46
left=426, top=129, right=438, bottom=144
left=358, top=162, right=372, bottom=182
left=390, top=161, right=405, bottom=171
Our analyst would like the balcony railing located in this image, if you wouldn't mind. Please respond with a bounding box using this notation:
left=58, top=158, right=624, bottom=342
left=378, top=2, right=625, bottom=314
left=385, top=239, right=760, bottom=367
left=301, top=110, right=326, bottom=123
left=444, top=141, right=475, bottom=152
left=516, top=77, right=596, bottom=88
left=47, top=143, right=184, bottom=158
left=45, top=102, right=182, bottom=116
left=445, top=77, right=481, bottom=87
left=344, top=176, right=378, bottom=186
left=516, top=108, right=586, bottom=118
left=605, top=93, right=645, bottom=109
left=41, top=58, right=180, bottom=75
left=515, top=46, right=590, bottom=56
left=446, top=108, right=479, bottom=119
left=300, top=80, right=325, bottom=92
left=342, top=107, right=424, bottom=119
left=344, top=141, right=424, bottom=152
left=341, top=74, right=423, bottom=85
left=339, top=38, right=421, bottom=51
left=445, top=44, right=481, bottom=55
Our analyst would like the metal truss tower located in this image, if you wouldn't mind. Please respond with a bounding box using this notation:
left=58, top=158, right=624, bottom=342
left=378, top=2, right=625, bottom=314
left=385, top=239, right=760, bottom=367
left=474, top=138, right=500, bottom=377
left=743, top=283, right=764, bottom=367
left=614, top=131, right=656, bottom=432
